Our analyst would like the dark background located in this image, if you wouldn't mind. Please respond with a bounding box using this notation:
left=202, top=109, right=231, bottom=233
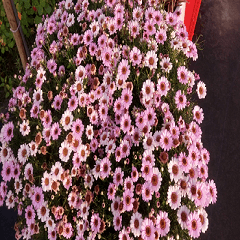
left=1, top=0, right=240, bottom=239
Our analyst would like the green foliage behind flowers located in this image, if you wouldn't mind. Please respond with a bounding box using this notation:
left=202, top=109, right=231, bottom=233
left=0, top=0, right=56, bottom=54
left=0, top=0, right=217, bottom=240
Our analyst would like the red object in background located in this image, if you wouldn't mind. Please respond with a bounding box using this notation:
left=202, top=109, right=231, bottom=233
left=184, top=0, right=202, bottom=41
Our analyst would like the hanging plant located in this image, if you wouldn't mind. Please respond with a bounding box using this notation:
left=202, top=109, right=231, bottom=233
left=0, top=0, right=217, bottom=239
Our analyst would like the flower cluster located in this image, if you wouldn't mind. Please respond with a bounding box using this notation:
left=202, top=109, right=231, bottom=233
left=0, top=0, right=216, bottom=239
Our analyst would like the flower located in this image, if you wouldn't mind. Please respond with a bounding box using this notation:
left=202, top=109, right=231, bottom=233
left=2, top=121, right=14, bottom=142
left=130, top=212, right=142, bottom=237
left=156, top=29, right=167, bottom=44
left=187, top=211, right=202, bottom=238
left=25, top=205, right=36, bottom=225
left=177, top=205, right=190, bottom=229
left=141, top=218, right=155, bottom=240
left=160, top=56, right=173, bottom=73
left=175, top=90, right=187, bottom=110
left=59, top=141, right=72, bottom=162
left=117, top=59, right=130, bottom=81
left=160, top=129, right=173, bottom=151
left=31, top=186, right=44, bottom=210
left=197, top=81, right=207, bottom=99
left=156, top=211, right=170, bottom=237
left=157, top=76, right=170, bottom=96
left=145, top=50, right=158, bottom=70
left=177, top=66, right=189, bottom=84
left=167, top=185, right=181, bottom=210
left=91, top=213, right=101, bottom=233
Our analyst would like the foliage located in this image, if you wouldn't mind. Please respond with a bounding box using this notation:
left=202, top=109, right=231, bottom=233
left=0, top=0, right=56, bottom=54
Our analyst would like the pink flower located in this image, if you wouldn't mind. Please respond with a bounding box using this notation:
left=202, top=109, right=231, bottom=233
left=157, top=76, right=170, bottom=96
left=130, top=212, right=142, bottom=237
left=187, top=211, right=201, bottom=238
left=177, top=66, right=188, bottom=84
left=113, top=167, right=124, bottom=187
left=141, top=218, right=155, bottom=240
left=144, top=20, right=156, bottom=36
left=113, top=213, right=122, bottom=231
left=123, top=189, right=134, bottom=212
left=25, top=205, right=36, bottom=225
left=53, top=95, right=63, bottom=110
left=193, top=105, right=204, bottom=124
left=177, top=205, right=190, bottom=229
left=156, top=211, right=170, bottom=237
left=128, top=20, right=140, bottom=38
left=51, top=122, right=61, bottom=140
left=121, top=88, right=133, bottom=109
left=71, top=119, right=84, bottom=139
left=167, top=185, right=181, bottom=210
left=31, top=186, right=44, bottom=210
left=150, top=167, right=162, bottom=192
left=160, top=57, right=172, bottom=73
left=107, top=183, right=116, bottom=200
left=114, top=13, right=124, bottom=30
left=131, top=166, right=139, bottom=182
left=100, top=157, right=112, bottom=179
left=130, top=47, right=142, bottom=66
left=141, top=160, right=153, bottom=182
left=1, top=161, right=14, bottom=182
left=47, top=59, right=57, bottom=74
left=118, top=59, right=130, bottom=81
left=197, top=81, right=207, bottom=99
left=83, top=29, right=93, bottom=46
left=90, top=213, right=101, bottom=233
left=145, top=50, right=158, bottom=69
left=120, top=114, right=132, bottom=134
left=68, top=95, right=78, bottom=111
left=119, top=227, right=131, bottom=240
left=168, top=157, right=183, bottom=182
left=141, top=79, right=155, bottom=100
left=63, top=222, right=73, bottom=239
left=142, top=182, right=153, bottom=202
left=75, top=65, right=86, bottom=80
left=101, top=47, right=112, bottom=67
left=208, top=179, right=217, bottom=204
left=175, top=90, right=187, bottom=110
left=160, top=129, right=173, bottom=151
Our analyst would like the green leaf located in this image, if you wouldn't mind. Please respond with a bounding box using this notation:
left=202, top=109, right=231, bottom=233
left=38, top=6, right=43, bottom=16
left=24, top=0, right=31, bottom=9
left=1, top=48, right=5, bottom=54
left=0, top=8, right=6, bottom=17
left=21, top=12, right=27, bottom=26
left=32, top=0, right=39, bottom=6
left=6, top=92, right=9, bottom=98
left=40, top=0, right=46, bottom=8
left=0, top=83, right=5, bottom=87
left=34, top=16, right=42, bottom=25
left=28, top=8, right=35, bottom=15
left=9, top=41, right=15, bottom=48
left=46, top=6, right=52, bottom=15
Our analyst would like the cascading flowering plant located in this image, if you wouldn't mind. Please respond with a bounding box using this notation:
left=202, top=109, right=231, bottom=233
left=0, top=0, right=217, bottom=239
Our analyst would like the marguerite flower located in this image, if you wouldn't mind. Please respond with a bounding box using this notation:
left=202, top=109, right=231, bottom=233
left=187, top=211, right=201, bottom=238
left=156, top=211, right=170, bottom=237
left=145, top=50, right=158, bottom=69
left=197, top=81, right=207, bottom=99
left=118, top=59, right=130, bottom=81
left=167, top=185, right=181, bottom=210
left=141, top=218, right=155, bottom=240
